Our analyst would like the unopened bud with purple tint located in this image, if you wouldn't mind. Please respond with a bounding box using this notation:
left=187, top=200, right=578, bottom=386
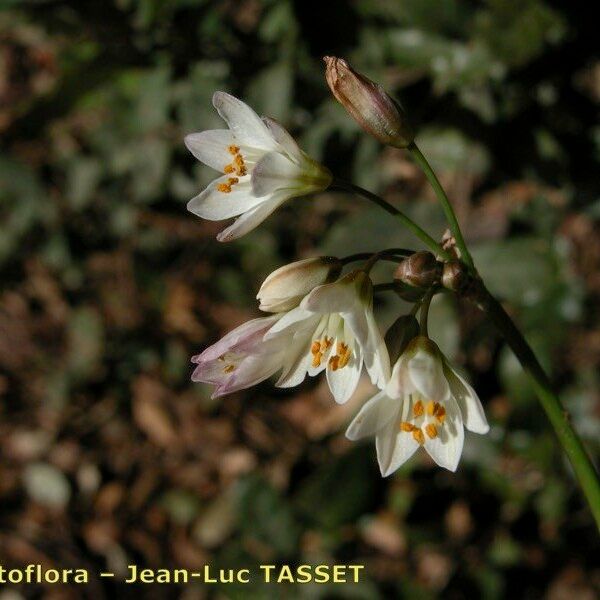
left=324, top=56, right=414, bottom=148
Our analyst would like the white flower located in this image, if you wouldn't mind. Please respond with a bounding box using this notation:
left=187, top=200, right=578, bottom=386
left=257, top=257, right=342, bottom=313
left=191, top=314, right=288, bottom=398
left=346, top=336, right=489, bottom=474
left=185, top=92, right=332, bottom=242
left=265, top=270, right=390, bottom=404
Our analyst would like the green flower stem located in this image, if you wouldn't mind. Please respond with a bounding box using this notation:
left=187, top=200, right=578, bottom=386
left=341, top=248, right=413, bottom=266
left=481, top=286, right=600, bottom=529
left=333, top=179, right=452, bottom=261
left=409, top=140, right=600, bottom=529
left=418, top=288, right=434, bottom=337
left=408, top=142, right=475, bottom=271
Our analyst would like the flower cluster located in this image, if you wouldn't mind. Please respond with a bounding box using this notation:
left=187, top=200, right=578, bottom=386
left=184, top=75, right=489, bottom=475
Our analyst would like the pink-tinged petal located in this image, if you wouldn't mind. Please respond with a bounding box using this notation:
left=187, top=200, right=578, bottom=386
left=423, top=395, right=464, bottom=472
left=445, top=363, right=489, bottom=434
left=212, top=352, right=284, bottom=398
left=216, top=192, right=291, bottom=242
left=345, top=391, right=398, bottom=441
left=185, top=130, right=236, bottom=172
left=212, top=91, right=278, bottom=150
left=187, top=175, right=260, bottom=221
left=192, top=315, right=281, bottom=365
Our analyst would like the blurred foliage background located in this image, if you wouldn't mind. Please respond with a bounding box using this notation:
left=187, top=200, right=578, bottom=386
left=1, top=0, right=600, bottom=598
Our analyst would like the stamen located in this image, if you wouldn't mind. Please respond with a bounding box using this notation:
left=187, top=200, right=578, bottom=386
left=337, top=342, right=351, bottom=368
left=412, top=429, right=425, bottom=445
left=413, top=400, right=424, bottom=417
left=223, top=364, right=236, bottom=373
left=311, top=341, right=321, bottom=355
left=434, top=405, right=446, bottom=424
left=312, top=352, right=323, bottom=368
left=233, top=154, right=247, bottom=176
left=224, top=164, right=235, bottom=174
left=426, top=400, right=435, bottom=416
left=400, top=422, right=416, bottom=432
left=217, top=183, right=232, bottom=193
left=425, top=423, right=438, bottom=439
left=323, top=337, right=333, bottom=349
left=328, top=355, right=340, bottom=370
left=227, top=177, right=239, bottom=185
left=228, top=145, right=240, bottom=155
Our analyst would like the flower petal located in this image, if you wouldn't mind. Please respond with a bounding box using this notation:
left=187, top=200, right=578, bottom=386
left=407, top=346, right=449, bottom=403
left=275, top=330, right=313, bottom=388
left=301, top=271, right=367, bottom=315
left=216, top=192, right=291, bottom=242
left=423, top=395, right=464, bottom=472
left=445, top=363, right=489, bottom=434
left=184, top=130, right=236, bottom=172
left=264, top=306, right=317, bottom=340
left=326, top=342, right=362, bottom=404
left=212, top=352, right=284, bottom=398
left=251, top=151, right=304, bottom=197
left=212, top=91, right=278, bottom=150
left=345, top=391, right=398, bottom=440
left=187, top=176, right=260, bottom=221
left=257, top=257, right=339, bottom=313
left=362, top=309, right=391, bottom=389
left=192, top=315, right=281, bottom=365
left=262, top=116, right=305, bottom=163
left=376, top=415, right=419, bottom=477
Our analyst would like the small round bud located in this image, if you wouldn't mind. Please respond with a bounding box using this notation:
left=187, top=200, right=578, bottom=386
left=394, top=252, right=441, bottom=288
left=442, top=260, right=468, bottom=292
left=324, top=56, right=414, bottom=148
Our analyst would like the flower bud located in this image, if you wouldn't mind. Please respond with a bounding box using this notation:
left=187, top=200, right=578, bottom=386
left=324, top=56, right=414, bottom=148
left=385, top=315, right=420, bottom=366
left=441, top=260, right=468, bottom=292
left=394, top=252, right=441, bottom=289
left=257, top=257, right=342, bottom=312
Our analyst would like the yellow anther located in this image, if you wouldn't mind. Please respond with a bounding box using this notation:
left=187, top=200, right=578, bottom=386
left=425, top=423, right=438, bottom=439
left=400, top=421, right=415, bottom=432
left=224, top=164, right=235, bottom=174
left=312, top=352, right=323, bottom=368
left=311, top=340, right=321, bottom=354
left=412, top=429, right=425, bottom=445
left=227, top=177, right=239, bottom=185
left=413, top=400, right=424, bottom=417
left=328, top=355, right=340, bottom=371
left=228, top=145, right=240, bottom=155
left=223, top=364, right=236, bottom=373
left=217, top=183, right=232, bottom=193
left=426, top=400, right=435, bottom=416
left=435, top=405, right=446, bottom=424
left=338, top=350, right=351, bottom=368
left=323, top=337, right=333, bottom=349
